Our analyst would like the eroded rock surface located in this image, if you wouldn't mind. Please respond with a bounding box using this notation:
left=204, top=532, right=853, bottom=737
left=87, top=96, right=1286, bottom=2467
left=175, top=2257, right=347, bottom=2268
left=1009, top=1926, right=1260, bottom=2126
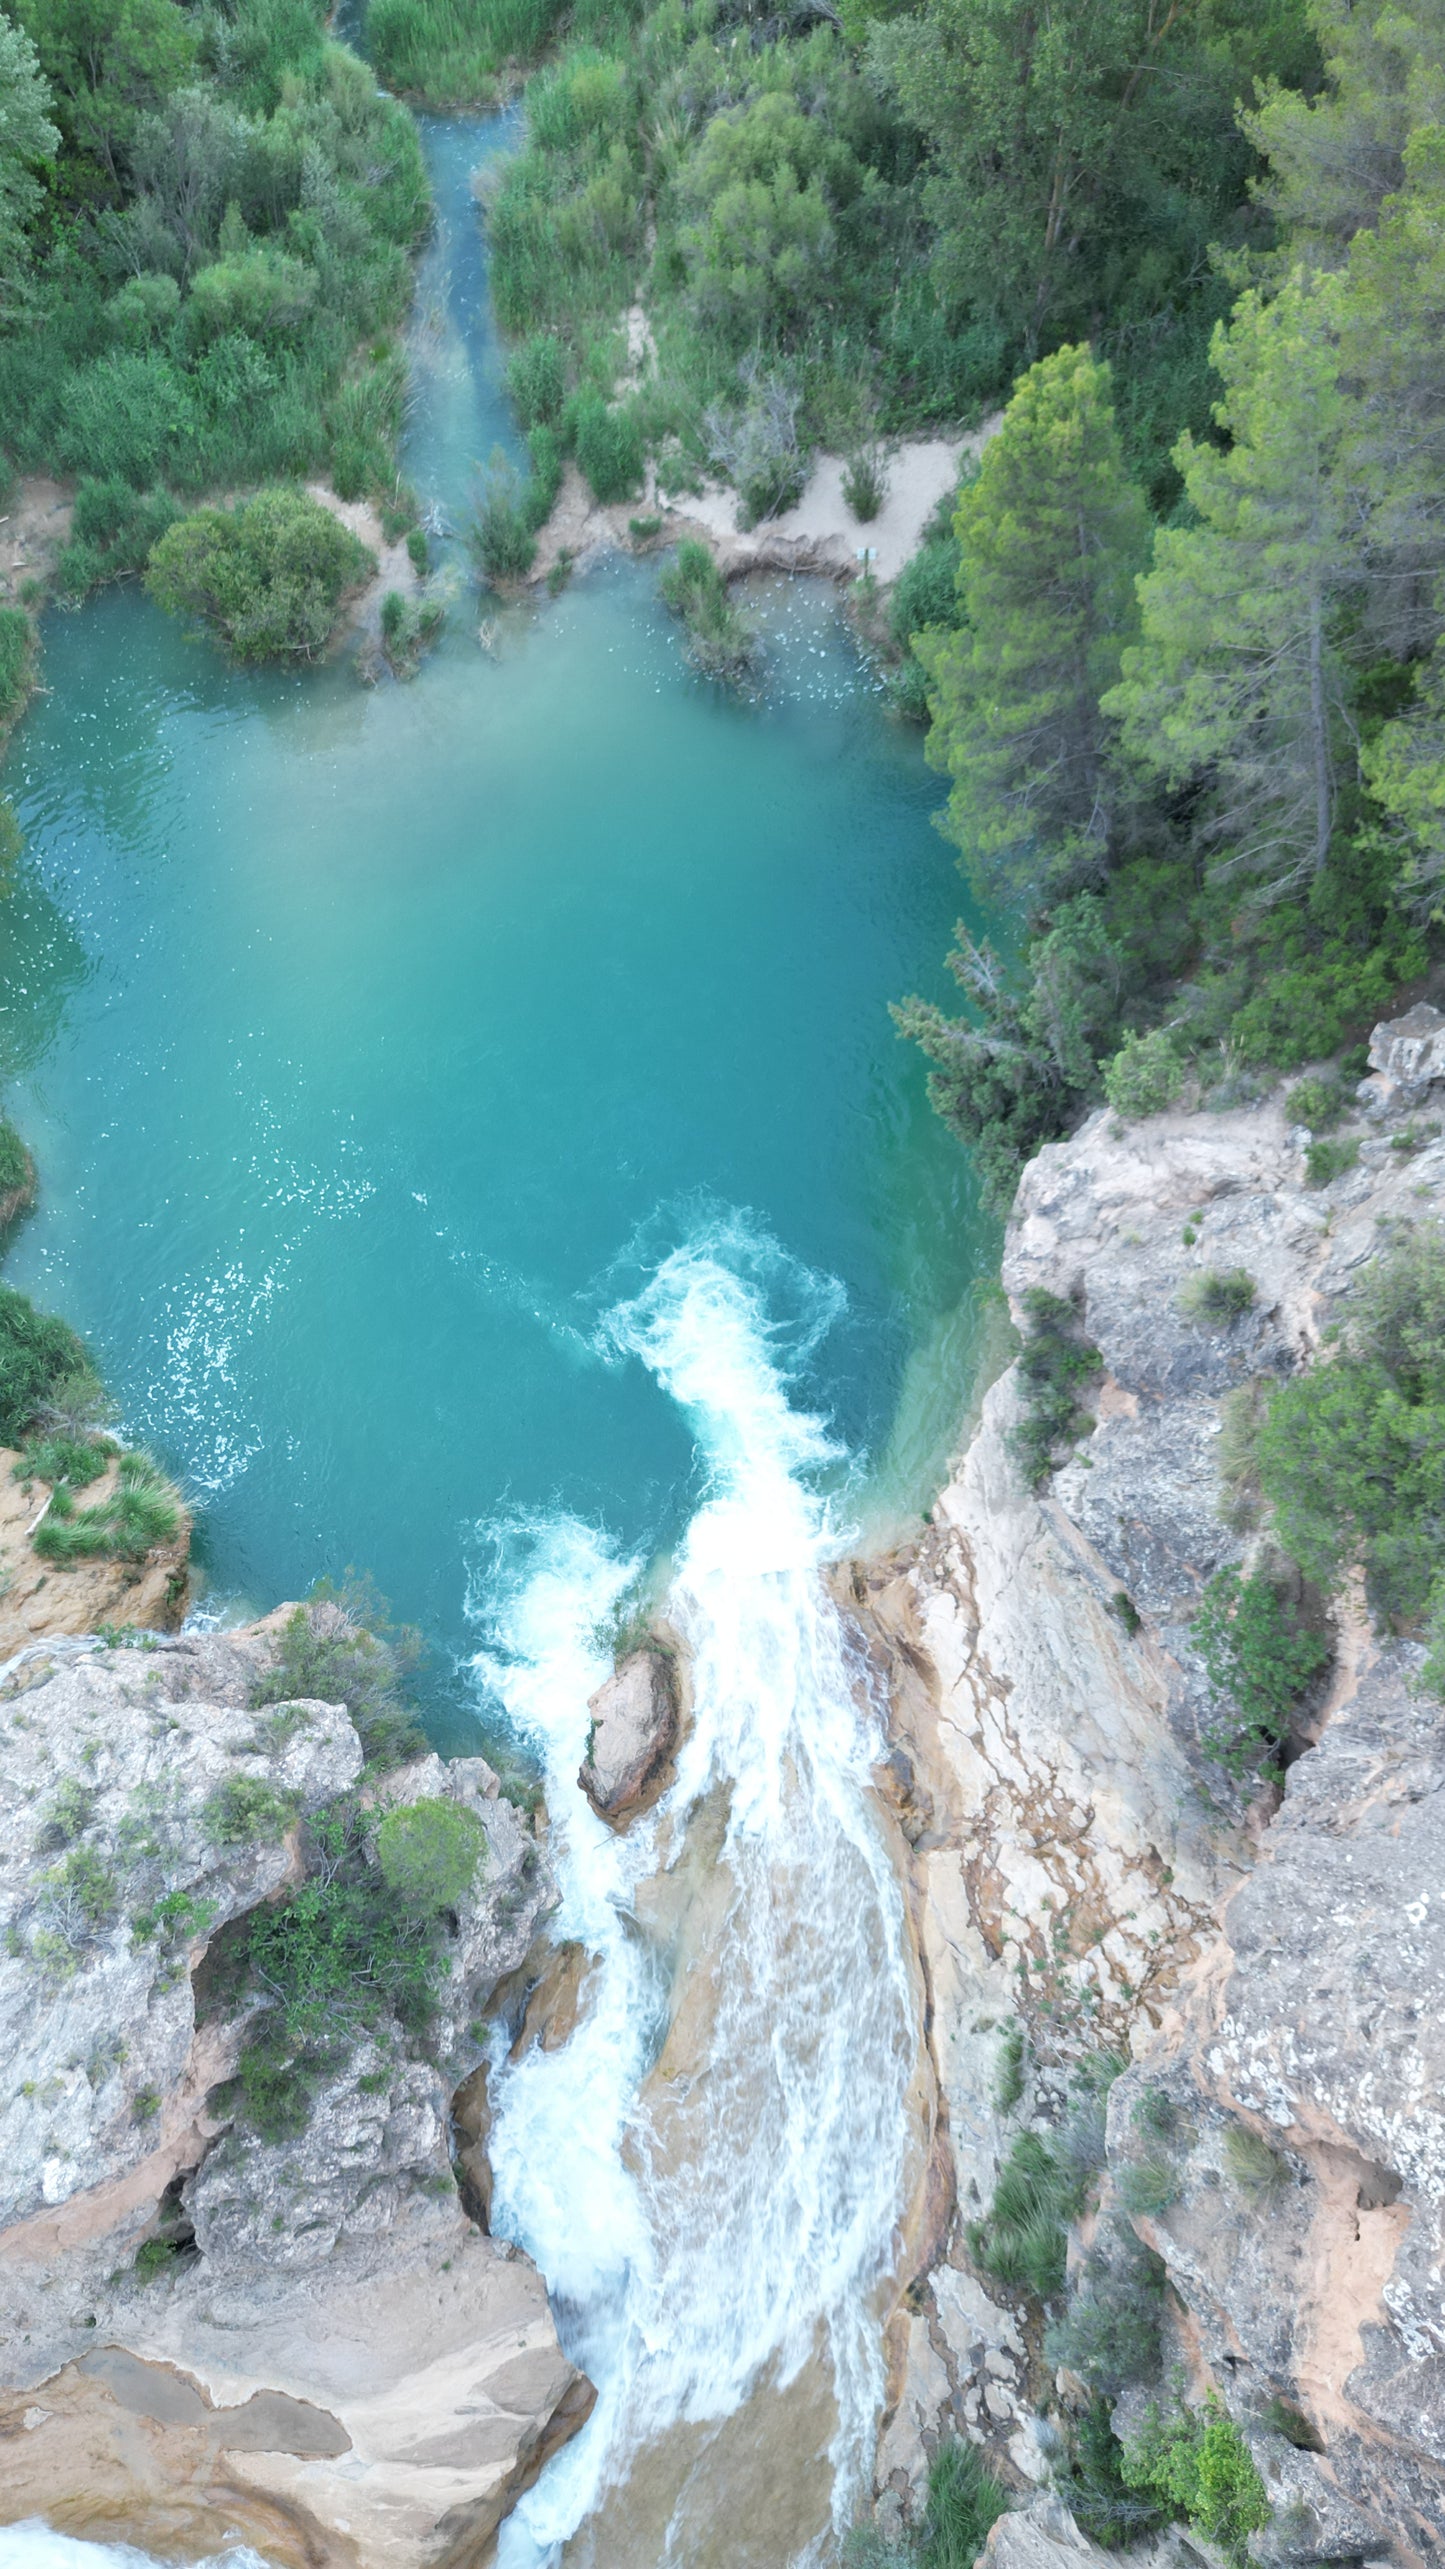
left=860, top=1064, right=1445, bottom=2559
left=0, top=1447, right=191, bottom=1656
left=579, top=1644, right=679, bottom=1820
left=0, top=1624, right=589, bottom=2568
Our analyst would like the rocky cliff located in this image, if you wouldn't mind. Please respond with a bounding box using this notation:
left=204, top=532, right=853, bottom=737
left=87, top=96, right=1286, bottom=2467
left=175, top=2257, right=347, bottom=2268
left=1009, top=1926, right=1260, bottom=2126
left=860, top=1017, right=1445, bottom=2565
left=0, top=1617, right=592, bottom=2569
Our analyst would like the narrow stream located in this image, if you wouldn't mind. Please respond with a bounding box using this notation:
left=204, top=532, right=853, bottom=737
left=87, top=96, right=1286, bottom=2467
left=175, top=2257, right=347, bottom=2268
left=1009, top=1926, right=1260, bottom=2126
left=0, top=105, right=993, bottom=2568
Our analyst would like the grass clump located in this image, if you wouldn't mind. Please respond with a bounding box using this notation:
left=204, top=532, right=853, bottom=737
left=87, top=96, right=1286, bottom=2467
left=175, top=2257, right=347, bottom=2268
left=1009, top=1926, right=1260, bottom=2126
left=379, top=587, right=444, bottom=677
left=657, top=540, right=757, bottom=686
left=1121, top=2395, right=1270, bottom=2567
left=1178, top=1267, right=1255, bottom=1325
left=147, top=489, right=374, bottom=663
left=250, top=1578, right=427, bottom=1771
left=1009, top=1287, right=1102, bottom=1491
left=1192, top=1565, right=1330, bottom=1782
left=0, top=607, right=34, bottom=726
left=16, top=1430, right=112, bottom=1492
left=1223, top=2123, right=1287, bottom=2202
left=1117, top=2156, right=1180, bottom=2217
left=842, top=444, right=888, bottom=523
left=845, top=2436, right=1012, bottom=2567
left=468, top=449, right=539, bottom=585
left=993, top=2019, right=1025, bottom=2114
left=32, top=1451, right=182, bottom=1565
left=967, top=2129, right=1081, bottom=2301
left=1046, top=2228, right=1167, bottom=2396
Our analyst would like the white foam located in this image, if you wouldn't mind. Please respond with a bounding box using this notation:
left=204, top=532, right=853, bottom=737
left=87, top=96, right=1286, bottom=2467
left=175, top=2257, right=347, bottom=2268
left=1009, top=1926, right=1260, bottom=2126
left=473, top=1222, right=917, bottom=2565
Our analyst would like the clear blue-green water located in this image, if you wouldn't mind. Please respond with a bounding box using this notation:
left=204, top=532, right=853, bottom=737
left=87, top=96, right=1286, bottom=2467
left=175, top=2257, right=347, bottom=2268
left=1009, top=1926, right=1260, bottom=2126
left=0, top=118, right=992, bottom=1750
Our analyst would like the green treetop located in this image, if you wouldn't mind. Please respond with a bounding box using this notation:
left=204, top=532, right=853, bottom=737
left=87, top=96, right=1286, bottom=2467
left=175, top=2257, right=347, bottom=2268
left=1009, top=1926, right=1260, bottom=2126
left=0, top=10, right=58, bottom=318
left=921, top=343, right=1149, bottom=906
left=1106, top=268, right=1354, bottom=900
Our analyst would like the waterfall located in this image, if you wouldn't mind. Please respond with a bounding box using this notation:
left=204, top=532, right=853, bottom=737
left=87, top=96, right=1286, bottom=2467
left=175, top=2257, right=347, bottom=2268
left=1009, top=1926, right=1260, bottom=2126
left=470, top=1223, right=919, bottom=2567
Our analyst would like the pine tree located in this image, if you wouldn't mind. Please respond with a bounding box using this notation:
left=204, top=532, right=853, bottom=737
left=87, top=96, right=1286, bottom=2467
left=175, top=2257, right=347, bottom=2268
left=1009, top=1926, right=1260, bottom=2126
left=920, top=343, right=1149, bottom=906
left=1105, top=269, right=1355, bottom=899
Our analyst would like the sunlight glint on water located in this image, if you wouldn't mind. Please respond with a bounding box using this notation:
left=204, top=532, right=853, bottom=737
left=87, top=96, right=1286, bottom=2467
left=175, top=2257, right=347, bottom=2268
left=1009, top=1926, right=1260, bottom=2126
left=474, top=1225, right=919, bottom=2567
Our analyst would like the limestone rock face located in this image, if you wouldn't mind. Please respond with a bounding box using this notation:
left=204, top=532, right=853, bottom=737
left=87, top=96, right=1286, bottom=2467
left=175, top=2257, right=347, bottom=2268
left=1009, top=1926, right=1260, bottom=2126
left=861, top=1073, right=1445, bottom=2547
left=579, top=1645, right=679, bottom=1819
left=1360, top=1001, right=1445, bottom=1115
left=0, top=1623, right=590, bottom=2569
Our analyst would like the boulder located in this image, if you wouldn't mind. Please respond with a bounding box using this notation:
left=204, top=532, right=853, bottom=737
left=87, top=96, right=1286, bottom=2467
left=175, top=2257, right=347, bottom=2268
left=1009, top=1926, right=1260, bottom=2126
left=579, top=1645, right=678, bottom=1819
left=1359, top=1000, right=1445, bottom=1116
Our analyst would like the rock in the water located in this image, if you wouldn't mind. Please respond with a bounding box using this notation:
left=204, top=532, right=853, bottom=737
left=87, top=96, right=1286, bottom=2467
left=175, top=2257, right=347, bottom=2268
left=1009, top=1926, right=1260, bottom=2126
left=579, top=1645, right=678, bottom=1819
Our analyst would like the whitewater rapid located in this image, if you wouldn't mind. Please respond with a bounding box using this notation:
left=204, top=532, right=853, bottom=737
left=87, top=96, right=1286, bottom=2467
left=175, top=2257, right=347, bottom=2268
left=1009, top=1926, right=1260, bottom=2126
left=471, top=1226, right=920, bottom=2567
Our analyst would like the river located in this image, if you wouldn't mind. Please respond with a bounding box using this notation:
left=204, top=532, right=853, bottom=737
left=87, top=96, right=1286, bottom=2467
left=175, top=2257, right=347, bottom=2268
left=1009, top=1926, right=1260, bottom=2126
left=0, top=103, right=993, bottom=2569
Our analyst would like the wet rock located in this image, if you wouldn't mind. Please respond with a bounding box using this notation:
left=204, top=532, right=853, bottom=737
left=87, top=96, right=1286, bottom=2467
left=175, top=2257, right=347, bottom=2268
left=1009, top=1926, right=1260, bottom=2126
left=579, top=1645, right=679, bottom=1820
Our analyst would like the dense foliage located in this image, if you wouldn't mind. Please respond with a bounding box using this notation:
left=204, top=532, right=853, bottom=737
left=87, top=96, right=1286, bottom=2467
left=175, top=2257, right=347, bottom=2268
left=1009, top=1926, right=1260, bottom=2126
left=146, top=486, right=374, bottom=658
left=1121, top=2397, right=1270, bottom=2568
left=897, top=0, right=1445, bottom=1210
left=249, top=1579, right=429, bottom=1769
left=0, top=0, right=429, bottom=542
left=0, top=1279, right=94, bottom=1444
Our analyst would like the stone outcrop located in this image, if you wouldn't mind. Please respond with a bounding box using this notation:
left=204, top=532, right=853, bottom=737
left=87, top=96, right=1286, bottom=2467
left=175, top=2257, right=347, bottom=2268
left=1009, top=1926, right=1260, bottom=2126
left=0, top=1448, right=190, bottom=1655
left=1359, top=1000, right=1445, bottom=1117
left=579, top=1644, right=679, bottom=1821
left=0, top=1622, right=591, bottom=2567
left=862, top=1043, right=1445, bottom=2561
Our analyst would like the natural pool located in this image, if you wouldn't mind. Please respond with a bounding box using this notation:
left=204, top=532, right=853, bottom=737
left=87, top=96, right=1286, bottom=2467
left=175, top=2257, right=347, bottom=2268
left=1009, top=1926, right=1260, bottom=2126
left=0, top=105, right=994, bottom=2569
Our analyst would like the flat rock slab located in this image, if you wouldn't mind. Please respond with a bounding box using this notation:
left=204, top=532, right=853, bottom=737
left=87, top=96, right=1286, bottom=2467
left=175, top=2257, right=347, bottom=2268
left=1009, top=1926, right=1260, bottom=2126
left=579, top=1647, right=678, bottom=1820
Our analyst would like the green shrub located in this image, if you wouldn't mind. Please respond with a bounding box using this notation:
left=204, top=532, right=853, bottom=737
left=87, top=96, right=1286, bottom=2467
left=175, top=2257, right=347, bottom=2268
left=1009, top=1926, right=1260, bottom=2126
left=1192, top=1565, right=1330, bottom=1780
left=375, top=1797, right=486, bottom=1911
left=134, top=2234, right=180, bottom=2279
left=1132, top=2086, right=1176, bottom=2138
left=1054, top=2396, right=1170, bottom=2547
left=1256, top=1229, right=1445, bottom=1621
left=1103, top=1026, right=1184, bottom=1120
left=1304, top=1134, right=1360, bottom=1187
left=250, top=1580, right=427, bottom=1770
left=572, top=392, right=643, bottom=504
left=1216, top=1378, right=1269, bottom=1531
left=16, top=1431, right=111, bottom=1490
left=1044, top=2230, right=1166, bottom=2395
left=967, top=2130, right=1081, bottom=2300
left=55, top=479, right=179, bottom=598
left=1177, top=1267, right=1255, bottom=1325
left=0, top=1285, right=96, bottom=1446
left=406, top=526, right=430, bottom=575
left=657, top=539, right=757, bottom=685
left=1009, top=1288, right=1102, bottom=1490
left=0, top=606, right=33, bottom=723
left=1121, top=2395, right=1270, bottom=2567
left=1285, top=1071, right=1350, bottom=1132
left=915, top=2441, right=1011, bottom=2565
left=0, top=1115, right=33, bottom=1202
left=147, top=489, right=374, bottom=662
left=202, top=1775, right=299, bottom=1847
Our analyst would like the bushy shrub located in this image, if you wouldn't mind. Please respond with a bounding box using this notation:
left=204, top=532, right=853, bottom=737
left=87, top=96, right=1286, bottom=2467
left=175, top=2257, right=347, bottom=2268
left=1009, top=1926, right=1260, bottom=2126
left=0, top=1115, right=33, bottom=1204
left=572, top=391, right=643, bottom=503
left=0, top=1284, right=95, bottom=1446
left=1192, top=1565, right=1330, bottom=1780
left=704, top=368, right=807, bottom=527
left=147, top=488, right=374, bottom=661
left=1256, top=1228, right=1445, bottom=1621
left=375, top=1797, right=486, bottom=1911
left=202, top=1775, right=299, bottom=1846
left=1304, top=1133, right=1360, bottom=1187
left=1054, top=2396, right=1170, bottom=2547
left=1009, top=1287, right=1102, bottom=1489
left=1177, top=1266, right=1255, bottom=1325
left=55, top=479, right=179, bottom=598
left=250, top=1579, right=427, bottom=1770
left=1045, top=2229, right=1167, bottom=2394
left=1121, top=2395, right=1270, bottom=2567
left=1103, top=1025, right=1183, bottom=1119
left=1285, top=1071, right=1350, bottom=1132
